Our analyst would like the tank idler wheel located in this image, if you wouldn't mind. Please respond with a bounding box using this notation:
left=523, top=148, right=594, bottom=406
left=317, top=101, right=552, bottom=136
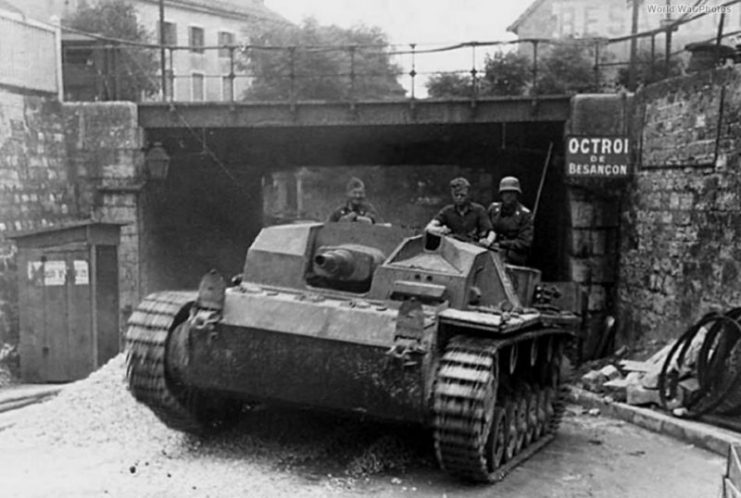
left=525, top=388, right=539, bottom=446
left=515, top=395, right=527, bottom=453
left=486, top=407, right=506, bottom=472
left=503, top=398, right=518, bottom=462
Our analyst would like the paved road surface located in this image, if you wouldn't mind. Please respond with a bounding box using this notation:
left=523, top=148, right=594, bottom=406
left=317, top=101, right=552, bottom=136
left=0, top=399, right=726, bottom=498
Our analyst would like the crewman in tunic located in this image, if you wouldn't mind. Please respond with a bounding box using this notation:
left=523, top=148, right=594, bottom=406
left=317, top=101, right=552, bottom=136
left=328, top=177, right=378, bottom=224
left=487, top=176, right=533, bottom=265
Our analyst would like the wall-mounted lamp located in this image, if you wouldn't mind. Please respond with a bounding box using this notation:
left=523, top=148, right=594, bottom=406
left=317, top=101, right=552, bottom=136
left=145, top=142, right=170, bottom=180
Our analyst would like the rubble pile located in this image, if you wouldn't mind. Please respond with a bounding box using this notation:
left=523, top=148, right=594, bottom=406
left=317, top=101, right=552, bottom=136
left=580, top=309, right=741, bottom=424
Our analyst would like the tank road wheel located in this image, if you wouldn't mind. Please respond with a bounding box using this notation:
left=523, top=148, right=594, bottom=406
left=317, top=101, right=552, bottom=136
left=525, top=388, right=539, bottom=446
left=432, top=336, right=505, bottom=482
left=503, top=398, right=518, bottom=462
left=534, top=389, right=548, bottom=439
left=514, top=394, right=528, bottom=453
left=485, top=407, right=506, bottom=472
left=126, top=292, right=241, bottom=435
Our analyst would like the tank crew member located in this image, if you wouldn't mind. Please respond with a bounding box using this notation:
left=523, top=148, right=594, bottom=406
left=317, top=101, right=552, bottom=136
left=426, top=177, right=496, bottom=246
left=328, top=177, right=379, bottom=224
left=488, top=176, right=533, bottom=265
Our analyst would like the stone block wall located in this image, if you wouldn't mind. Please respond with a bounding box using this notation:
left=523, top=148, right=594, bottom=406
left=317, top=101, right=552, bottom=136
left=618, top=67, right=741, bottom=345
left=0, top=88, right=79, bottom=346
left=567, top=94, right=632, bottom=358
left=63, top=102, right=144, bottom=323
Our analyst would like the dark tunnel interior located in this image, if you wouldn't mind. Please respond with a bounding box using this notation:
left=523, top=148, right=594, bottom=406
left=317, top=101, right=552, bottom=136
left=142, top=119, right=568, bottom=293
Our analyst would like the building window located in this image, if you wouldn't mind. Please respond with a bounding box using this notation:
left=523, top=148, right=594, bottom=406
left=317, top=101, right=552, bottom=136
left=222, top=75, right=234, bottom=101
left=192, top=72, right=204, bottom=101
left=218, top=31, right=235, bottom=58
left=189, top=26, right=205, bottom=54
left=158, top=21, right=177, bottom=46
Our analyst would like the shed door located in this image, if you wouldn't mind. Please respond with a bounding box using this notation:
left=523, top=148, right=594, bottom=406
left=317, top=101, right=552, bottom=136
left=24, top=247, right=93, bottom=381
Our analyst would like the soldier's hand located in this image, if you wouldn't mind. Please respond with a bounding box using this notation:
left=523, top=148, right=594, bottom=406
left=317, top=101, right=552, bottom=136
left=478, top=237, right=491, bottom=247
left=339, top=213, right=357, bottom=222
left=356, top=215, right=373, bottom=224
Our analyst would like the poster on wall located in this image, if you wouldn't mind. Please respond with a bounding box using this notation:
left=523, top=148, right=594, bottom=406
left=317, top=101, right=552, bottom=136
left=565, top=135, right=631, bottom=178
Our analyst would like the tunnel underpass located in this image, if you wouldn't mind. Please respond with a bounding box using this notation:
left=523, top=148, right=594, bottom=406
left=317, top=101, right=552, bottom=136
left=140, top=117, right=568, bottom=293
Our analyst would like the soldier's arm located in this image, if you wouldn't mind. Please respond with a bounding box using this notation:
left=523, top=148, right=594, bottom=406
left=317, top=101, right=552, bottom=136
left=327, top=209, right=342, bottom=222
left=500, top=210, right=534, bottom=252
left=477, top=206, right=496, bottom=246
left=426, top=209, right=451, bottom=235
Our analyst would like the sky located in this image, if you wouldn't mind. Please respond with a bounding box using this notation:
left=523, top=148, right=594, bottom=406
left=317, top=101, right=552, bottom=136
left=263, top=0, right=528, bottom=96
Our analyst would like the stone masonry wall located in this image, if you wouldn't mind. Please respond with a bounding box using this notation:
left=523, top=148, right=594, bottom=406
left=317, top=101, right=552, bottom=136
left=618, top=67, right=741, bottom=345
left=0, top=87, right=79, bottom=346
left=63, top=102, right=144, bottom=325
left=567, top=94, right=631, bottom=358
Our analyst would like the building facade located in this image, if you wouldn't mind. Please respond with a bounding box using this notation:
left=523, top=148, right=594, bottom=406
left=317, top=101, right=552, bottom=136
left=10, top=0, right=288, bottom=102
left=508, top=0, right=740, bottom=65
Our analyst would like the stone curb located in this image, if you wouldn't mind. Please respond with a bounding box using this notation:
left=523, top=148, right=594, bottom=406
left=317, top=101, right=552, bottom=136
left=566, top=385, right=741, bottom=456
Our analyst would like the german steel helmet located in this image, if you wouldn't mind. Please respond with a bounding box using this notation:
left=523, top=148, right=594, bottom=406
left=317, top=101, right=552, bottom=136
left=499, top=176, right=522, bottom=194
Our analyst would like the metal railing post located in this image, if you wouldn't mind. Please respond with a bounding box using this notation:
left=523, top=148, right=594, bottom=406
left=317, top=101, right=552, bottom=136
left=531, top=40, right=539, bottom=96
left=228, top=46, right=236, bottom=101
left=409, top=43, right=417, bottom=100
left=593, top=39, right=600, bottom=90
left=348, top=45, right=356, bottom=101
left=288, top=46, right=296, bottom=105
left=470, top=43, right=478, bottom=103
left=650, top=34, right=656, bottom=82
left=167, top=46, right=175, bottom=101
left=665, top=27, right=672, bottom=79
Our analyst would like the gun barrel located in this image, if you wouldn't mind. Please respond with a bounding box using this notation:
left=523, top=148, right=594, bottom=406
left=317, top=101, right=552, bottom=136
left=314, top=249, right=354, bottom=277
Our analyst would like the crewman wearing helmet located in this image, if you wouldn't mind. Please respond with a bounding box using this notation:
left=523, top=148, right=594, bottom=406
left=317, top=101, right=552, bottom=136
left=488, top=176, right=533, bottom=265
left=328, top=177, right=379, bottom=224
left=425, top=177, right=496, bottom=246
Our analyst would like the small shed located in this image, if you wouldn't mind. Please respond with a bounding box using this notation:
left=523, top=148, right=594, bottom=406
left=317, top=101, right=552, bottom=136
left=10, top=221, right=124, bottom=382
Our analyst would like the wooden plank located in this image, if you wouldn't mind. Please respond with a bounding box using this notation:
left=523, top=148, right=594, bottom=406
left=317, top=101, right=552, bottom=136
left=95, top=245, right=119, bottom=366
left=729, top=444, right=741, bottom=490
left=724, top=478, right=741, bottom=498
left=43, top=252, right=69, bottom=382
left=66, top=250, right=93, bottom=380
left=18, top=249, right=43, bottom=382
left=618, top=359, right=651, bottom=372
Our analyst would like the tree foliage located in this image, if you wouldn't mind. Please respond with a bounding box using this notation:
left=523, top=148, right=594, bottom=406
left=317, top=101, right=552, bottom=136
left=481, top=51, right=532, bottom=96
left=616, top=49, right=683, bottom=88
left=64, top=0, right=159, bottom=101
left=242, top=18, right=405, bottom=101
left=426, top=51, right=531, bottom=98
left=535, top=41, right=600, bottom=94
left=426, top=41, right=604, bottom=97
left=425, top=73, right=474, bottom=98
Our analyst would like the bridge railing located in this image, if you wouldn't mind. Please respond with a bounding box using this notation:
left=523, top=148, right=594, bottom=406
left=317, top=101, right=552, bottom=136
left=59, top=2, right=741, bottom=103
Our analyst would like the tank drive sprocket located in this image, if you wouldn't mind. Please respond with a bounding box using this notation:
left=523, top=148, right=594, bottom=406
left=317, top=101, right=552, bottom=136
left=126, top=291, right=240, bottom=434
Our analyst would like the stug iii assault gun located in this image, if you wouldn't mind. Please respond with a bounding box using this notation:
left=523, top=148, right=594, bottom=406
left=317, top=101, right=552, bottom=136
left=126, top=222, right=580, bottom=483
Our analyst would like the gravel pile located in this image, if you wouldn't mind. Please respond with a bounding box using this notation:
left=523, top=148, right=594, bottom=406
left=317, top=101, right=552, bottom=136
left=4, top=353, right=184, bottom=455
left=1, top=352, right=434, bottom=496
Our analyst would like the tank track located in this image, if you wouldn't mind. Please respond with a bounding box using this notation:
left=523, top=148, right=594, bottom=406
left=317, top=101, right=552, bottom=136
left=433, top=334, right=567, bottom=482
left=125, top=291, right=205, bottom=434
